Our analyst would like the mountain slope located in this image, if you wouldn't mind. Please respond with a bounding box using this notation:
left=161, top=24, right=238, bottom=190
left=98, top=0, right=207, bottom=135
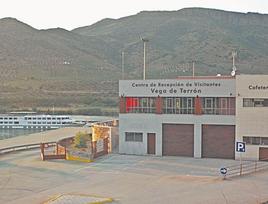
left=73, top=8, right=268, bottom=77
left=1, top=8, right=268, bottom=113
left=0, top=18, right=119, bottom=114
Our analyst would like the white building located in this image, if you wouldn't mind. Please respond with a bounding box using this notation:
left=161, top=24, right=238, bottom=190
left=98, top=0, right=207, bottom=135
left=236, top=75, right=268, bottom=160
left=119, top=77, right=236, bottom=159
left=119, top=75, right=268, bottom=161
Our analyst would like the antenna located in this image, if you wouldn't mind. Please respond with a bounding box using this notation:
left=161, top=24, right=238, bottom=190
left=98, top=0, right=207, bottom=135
left=231, top=51, right=237, bottom=76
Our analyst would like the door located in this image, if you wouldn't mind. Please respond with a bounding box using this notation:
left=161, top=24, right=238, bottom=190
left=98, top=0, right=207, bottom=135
left=162, top=124, right=194, bottom=157
left=202, top=125, right=235, bottom=159
left=147, top=133, right=156, bottom=154
left=259, top=148, right=268, bottom=161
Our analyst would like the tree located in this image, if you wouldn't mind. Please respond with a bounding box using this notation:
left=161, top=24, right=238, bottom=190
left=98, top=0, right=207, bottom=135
left=73, top=131, right=92, bottom=148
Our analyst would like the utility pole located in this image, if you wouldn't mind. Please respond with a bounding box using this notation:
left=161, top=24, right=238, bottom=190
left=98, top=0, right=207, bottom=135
left=231, top=51, right=237, bottom=76
left=232, top=51, right=237, bottom=72
left=121, top=51, right=125, bottom=79
left=192, top=61, right=195, bottom=77
left=141, top=38, right=149, bottom=80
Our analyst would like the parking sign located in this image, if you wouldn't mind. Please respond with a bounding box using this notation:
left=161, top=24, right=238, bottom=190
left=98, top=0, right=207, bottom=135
left=236, top=142, right=246, bottom=152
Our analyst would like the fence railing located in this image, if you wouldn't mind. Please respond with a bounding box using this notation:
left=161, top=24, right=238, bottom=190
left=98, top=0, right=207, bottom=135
left=222, top=158, right=268, bottom=178
left=0, top=142, right=56, bottom=155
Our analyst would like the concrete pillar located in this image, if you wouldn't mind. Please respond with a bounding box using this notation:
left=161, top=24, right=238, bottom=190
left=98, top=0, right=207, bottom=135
left=194, top=123, right=202, bottom=158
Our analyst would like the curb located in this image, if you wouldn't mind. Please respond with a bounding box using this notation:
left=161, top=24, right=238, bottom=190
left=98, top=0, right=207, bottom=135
left=43, top=193, right=113, bottom=204
left=66, top=154, right=94, bottom=163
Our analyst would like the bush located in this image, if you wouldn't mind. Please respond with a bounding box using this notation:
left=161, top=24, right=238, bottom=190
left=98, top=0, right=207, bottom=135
left=73, top=131, right=92, bottom=148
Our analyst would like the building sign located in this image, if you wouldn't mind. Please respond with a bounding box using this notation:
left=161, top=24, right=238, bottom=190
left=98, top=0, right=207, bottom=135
left=119, top=79, right=235, bottom=97
left=248, top=85, right=268, bottom=90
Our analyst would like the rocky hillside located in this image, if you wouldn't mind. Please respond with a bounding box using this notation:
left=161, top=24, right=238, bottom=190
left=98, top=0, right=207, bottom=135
left=1, top=8, right=268, bottom=113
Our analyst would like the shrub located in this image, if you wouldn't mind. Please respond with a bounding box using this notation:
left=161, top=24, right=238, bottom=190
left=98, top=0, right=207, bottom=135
left=73, top=131, right=92, bottom=148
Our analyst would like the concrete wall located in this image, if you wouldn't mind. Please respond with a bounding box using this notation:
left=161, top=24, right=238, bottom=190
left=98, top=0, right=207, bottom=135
left=236, top=75, right=268, bottom=160
left=119, top=114, right=235, bottom=157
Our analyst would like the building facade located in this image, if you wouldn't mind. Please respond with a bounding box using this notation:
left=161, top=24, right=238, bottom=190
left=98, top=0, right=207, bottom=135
left=119, top=77, right=236, bottom=159
left=119, top=75, right=268, bottom=160
left=236, top=75, right=268, bottom=160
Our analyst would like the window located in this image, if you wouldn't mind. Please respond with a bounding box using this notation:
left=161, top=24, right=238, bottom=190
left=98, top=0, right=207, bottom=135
left=262, top=138, right=268, bottom=145
left=204, top=98, right=214, bottom=114
left=164, top=98, right=174, bottom=114
left=187, top=98, right=194, bottom=114
left=201, top=97, right=235, bottom=115
left=125, top=132, right=143, bottom=142
left=243, top=136, right=268, bottom=145
left=126, top=97, right=156, bottom=113
left=252, top=137, right=261, bottom=145
left=163, top=97, right=194, bottom=114
left=243, top=98, right=268, bottom=107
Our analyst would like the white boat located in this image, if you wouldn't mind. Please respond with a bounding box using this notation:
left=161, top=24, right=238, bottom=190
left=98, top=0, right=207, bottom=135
left=0, top=112, right=73, bottom=129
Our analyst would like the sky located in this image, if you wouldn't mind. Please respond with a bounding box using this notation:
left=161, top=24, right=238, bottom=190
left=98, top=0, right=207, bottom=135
left=0, top=0, right=267, bottom=30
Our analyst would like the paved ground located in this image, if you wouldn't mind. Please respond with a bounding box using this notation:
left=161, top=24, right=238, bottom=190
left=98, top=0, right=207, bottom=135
left=0, top=150, right=268, bottom=204
left=0, top=127, right=90, bottom=150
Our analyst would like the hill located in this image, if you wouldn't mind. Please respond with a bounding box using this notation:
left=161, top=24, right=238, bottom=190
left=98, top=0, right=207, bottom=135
left=73, top=8, right=268, bottom=77
left=0, top=18, right=119, bottom=114
left=1, top=8, right=268, bottom=113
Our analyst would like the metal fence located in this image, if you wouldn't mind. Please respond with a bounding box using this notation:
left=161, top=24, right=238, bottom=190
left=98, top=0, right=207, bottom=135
left=0, top=142, right=55, bottom=155
left=222, top=158, right=268, bottom=179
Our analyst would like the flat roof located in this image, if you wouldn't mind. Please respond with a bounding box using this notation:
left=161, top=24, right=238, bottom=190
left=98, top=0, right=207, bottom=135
left=176, top=76, right=235, bottom=80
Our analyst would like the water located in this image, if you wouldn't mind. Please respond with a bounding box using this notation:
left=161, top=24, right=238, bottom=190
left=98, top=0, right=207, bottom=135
left=0, top=115, right=116, bottom=140
left=0, top=128, right=45, bottom=140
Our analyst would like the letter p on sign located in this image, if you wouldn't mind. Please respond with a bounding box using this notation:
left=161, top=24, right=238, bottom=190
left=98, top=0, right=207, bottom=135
left=236, top=142, right=246, bottom=152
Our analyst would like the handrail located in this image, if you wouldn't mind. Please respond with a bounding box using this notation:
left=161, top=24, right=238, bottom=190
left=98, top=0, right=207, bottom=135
left=222, top=158, right=268, bottom=178
left=0, top=142, right=56, bottom=155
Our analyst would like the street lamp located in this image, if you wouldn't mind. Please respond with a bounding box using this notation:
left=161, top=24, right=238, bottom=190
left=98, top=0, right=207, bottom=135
left=141, top=38, right=149, bottom=80
left=121, top=51, right=125, bottom=79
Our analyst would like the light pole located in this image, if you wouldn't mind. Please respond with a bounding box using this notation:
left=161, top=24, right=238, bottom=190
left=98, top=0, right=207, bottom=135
left=121, top=51, right=125, bottom=79
left=141, top=38, right=149, bottom=80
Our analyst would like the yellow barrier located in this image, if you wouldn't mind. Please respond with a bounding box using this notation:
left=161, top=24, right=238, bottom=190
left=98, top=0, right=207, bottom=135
left=66, top=153, right=93, bottom=163
left=44, top=193, right=113, bottom=204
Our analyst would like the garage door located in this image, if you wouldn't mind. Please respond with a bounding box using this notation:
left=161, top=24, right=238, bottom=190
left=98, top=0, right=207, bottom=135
left=259, top=148, right=268, bottom=161
left=202, top=125, right=235, bottom=159
left=162, top=124, right=194, bottom=157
